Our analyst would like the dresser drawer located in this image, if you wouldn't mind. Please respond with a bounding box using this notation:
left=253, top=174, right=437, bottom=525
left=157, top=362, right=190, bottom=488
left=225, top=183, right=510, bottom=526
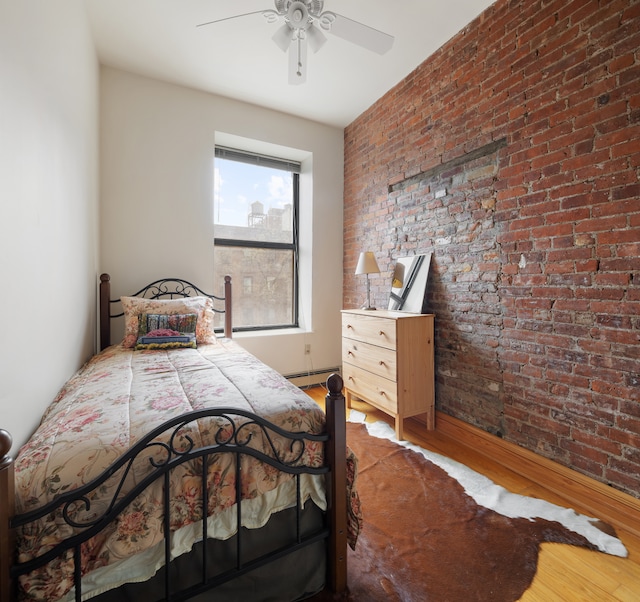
left=342, top=338, right=397, bottom=381
left=343, top=363, right=398, bottom=415
left=341, top=312, right=397, bottom=350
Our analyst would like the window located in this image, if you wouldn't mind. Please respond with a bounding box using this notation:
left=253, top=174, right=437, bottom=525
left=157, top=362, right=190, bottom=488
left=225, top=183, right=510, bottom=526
left=213, top=146, right=300, bottom=331
left=243, top=276, right=253, bottom=295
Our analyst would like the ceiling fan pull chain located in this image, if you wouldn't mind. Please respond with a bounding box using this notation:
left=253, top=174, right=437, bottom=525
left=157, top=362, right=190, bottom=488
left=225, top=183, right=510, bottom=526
left=296, top=34, right=303, bottom=77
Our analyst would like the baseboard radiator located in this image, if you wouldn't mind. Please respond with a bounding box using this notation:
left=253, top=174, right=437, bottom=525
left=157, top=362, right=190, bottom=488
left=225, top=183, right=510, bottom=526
left=286, top=367, right=341, bottom=389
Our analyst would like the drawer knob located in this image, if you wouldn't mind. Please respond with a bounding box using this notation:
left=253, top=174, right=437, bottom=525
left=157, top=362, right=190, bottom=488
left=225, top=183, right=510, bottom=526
left=378, top=330, right=385, bottom=336
left=379, top=390, right=387, bottom=397
left=379, top=360, right=385, bottom=366
left=347, top=324, right=353, bottom=329
left=348, top=350, right=354, bottom=356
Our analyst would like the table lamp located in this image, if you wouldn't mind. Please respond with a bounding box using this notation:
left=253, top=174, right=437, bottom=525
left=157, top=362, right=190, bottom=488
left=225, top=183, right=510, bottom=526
left=355, top=251, right=380, bottom=310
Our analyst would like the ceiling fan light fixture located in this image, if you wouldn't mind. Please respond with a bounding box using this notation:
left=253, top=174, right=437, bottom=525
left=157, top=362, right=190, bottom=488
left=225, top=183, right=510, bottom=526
left=291, top=8, right=304, bottom=26
left=306, top=23, right=327, bottom=53
left=317, top=11, right=337, bottom=32
left=285, top=2, right=311, bottom=31
left=272, top=23, right=293, bottom=52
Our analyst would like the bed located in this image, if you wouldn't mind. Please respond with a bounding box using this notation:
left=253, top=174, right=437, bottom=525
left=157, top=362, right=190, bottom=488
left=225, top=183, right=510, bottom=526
left=0, top=274, right=357, bottom=602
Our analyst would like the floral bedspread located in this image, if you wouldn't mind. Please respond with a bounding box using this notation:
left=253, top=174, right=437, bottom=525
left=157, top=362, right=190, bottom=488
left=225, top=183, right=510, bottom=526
left=14, top=341, right=358, bottom=601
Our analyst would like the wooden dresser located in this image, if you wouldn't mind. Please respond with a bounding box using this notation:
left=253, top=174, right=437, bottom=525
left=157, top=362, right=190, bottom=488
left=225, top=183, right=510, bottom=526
left=341, top=309, right=435, bottom=440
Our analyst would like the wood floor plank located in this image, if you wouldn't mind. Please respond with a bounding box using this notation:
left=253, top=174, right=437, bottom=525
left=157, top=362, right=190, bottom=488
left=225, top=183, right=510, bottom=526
left=519, top=575, right=576, bottom=602
left=545, top=544, right=626, bottom=596
left=612, top=583, right=640, bottom=602
left=539, top=546, right=622, bottom=600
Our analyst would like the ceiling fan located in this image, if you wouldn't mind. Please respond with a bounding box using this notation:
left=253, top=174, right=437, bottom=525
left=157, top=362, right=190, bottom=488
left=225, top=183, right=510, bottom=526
left=197, top=1, right=394, bottom=85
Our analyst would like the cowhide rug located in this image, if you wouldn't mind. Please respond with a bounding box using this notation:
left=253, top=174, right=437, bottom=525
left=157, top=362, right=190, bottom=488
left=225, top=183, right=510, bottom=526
left=310, top=413, right=627, bottom=602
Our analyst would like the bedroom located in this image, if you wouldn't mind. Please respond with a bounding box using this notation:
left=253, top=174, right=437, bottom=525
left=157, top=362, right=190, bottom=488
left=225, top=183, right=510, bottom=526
left=1, top=0, right=639, bottom=599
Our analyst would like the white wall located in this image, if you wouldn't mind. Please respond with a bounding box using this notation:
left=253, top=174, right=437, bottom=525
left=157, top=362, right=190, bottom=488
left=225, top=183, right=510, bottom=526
left=100, top=68, right=344, bottom=377
left=0, top=1, right=99, bottom=453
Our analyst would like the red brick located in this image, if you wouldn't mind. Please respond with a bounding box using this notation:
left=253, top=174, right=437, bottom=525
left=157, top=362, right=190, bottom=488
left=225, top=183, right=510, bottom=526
left=343, top=0, right=640, bottom=499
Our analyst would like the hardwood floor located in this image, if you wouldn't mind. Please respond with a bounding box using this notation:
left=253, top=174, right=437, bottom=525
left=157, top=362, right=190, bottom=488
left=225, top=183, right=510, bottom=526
left=305, top=386, right=640, bottom=601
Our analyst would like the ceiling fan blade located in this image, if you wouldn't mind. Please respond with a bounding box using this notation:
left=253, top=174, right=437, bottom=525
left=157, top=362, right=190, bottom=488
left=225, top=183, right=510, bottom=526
left=322, top=12, right=394, bottom=55
left=272, top=23, right=293, bottom=52
left=306, top=23, right=327, bottom=53
left=196, top=10, right=265, bottom=28
left=288, top=35, right=307, bottom=85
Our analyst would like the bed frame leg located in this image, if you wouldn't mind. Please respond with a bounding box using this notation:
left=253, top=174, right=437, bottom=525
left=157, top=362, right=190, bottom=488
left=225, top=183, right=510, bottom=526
left=0, top=429, right=15, bottom=602
left=325, top=374, right=347, bottom=593
left=99, top=273, right=111, bottom=351
left=224, top=275, right=232, bottom=339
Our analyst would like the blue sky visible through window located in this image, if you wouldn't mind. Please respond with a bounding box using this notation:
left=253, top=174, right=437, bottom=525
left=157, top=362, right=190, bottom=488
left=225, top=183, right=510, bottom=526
left=214, top=158, right=293, bottom=228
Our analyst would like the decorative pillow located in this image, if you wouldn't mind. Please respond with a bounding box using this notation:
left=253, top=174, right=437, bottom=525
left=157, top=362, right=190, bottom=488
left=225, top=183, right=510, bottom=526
left=137, top=313, right=198, bottom=337
left=121, top=296, right=217, bottom=348
left=144, top=328, right=183, bottom=337
left=135, top=336, right=196, bottom=351
left=134, top=313, right=198, bottom=350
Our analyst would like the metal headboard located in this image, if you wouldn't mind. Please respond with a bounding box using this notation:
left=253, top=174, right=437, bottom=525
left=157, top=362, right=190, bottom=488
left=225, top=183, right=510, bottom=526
left=99, top=274, right=232, bottom=350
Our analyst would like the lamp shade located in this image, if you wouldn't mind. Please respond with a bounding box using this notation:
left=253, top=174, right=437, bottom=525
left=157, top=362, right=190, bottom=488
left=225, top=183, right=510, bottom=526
left=355, top=251, right=380, bottom=275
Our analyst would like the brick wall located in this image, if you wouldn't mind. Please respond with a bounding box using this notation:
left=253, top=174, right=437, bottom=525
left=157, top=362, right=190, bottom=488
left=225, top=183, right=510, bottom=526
left=343, top=0, right=640, bottom=497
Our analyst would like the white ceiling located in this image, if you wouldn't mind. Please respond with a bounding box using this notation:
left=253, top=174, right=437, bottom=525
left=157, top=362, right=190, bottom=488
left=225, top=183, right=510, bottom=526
left=85, top=0, right=495, bottom=128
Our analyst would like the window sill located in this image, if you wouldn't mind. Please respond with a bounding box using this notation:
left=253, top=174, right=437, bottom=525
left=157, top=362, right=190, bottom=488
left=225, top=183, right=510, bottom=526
left=232, top=327, right=309, bottom=340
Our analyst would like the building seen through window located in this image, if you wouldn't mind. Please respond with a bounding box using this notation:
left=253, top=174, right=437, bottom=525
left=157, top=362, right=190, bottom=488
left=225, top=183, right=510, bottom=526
left=213, top=147, right=300, bottom=332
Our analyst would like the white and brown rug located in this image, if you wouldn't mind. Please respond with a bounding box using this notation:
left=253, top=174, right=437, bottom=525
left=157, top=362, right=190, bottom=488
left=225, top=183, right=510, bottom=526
left=311, top=413, right=627, bottom=602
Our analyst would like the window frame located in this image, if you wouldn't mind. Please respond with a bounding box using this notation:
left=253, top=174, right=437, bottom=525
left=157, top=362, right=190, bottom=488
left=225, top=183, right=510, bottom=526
left=214, top=146, right=301, bottom=333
